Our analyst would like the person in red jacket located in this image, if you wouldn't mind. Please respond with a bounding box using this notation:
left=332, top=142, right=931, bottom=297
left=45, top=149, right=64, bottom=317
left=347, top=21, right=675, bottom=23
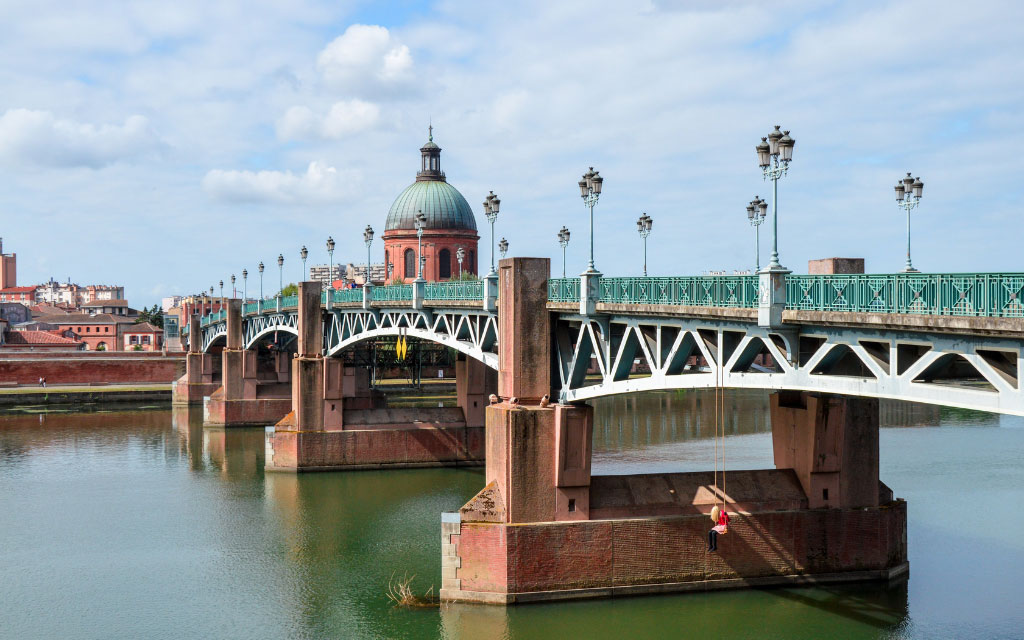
left=707, top=506, right=729, bottom=552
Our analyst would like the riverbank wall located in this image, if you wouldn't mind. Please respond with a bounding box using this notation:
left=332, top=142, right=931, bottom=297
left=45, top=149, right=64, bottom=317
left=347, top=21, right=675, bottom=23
left=0, top=352, right=185, bottom=386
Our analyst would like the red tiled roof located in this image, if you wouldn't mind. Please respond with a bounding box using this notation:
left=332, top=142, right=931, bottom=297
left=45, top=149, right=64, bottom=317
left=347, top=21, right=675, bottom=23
left=124, top=322, right=162, bottom=333
left=82, top=299, right=129, bottom=307
left=4, top=330, right=81, bottom=345
left=0, top=286, right=36, bottom=293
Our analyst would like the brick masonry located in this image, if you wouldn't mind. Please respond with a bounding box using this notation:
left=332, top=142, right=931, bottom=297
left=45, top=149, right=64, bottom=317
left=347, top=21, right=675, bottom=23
left=443, top=500, right=907, bottom=603
left=0, top=354, right=184, bottom=385
left=266, top=425, right=485, bottom=471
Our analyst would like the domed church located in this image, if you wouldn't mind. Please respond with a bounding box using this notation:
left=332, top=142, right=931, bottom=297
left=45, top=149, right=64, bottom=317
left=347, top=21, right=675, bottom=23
left=383, top=128, right=479, bottom=283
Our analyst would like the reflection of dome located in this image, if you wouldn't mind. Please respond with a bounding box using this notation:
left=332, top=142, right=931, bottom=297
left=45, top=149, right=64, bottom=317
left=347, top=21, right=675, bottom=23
left=383, top=126, right=477, bottom=232
left=385, top=181, right=477, bottom=231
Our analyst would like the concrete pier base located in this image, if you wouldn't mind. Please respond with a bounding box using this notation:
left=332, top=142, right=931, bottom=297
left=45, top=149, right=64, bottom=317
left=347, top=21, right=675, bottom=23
left=173, top=319, right=220, bottom=405
left=441, top=468, right=907, bottom=604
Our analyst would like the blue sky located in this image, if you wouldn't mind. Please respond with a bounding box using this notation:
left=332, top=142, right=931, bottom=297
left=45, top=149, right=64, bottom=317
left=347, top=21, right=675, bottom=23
left=0, top=0, right=1021, bottom=306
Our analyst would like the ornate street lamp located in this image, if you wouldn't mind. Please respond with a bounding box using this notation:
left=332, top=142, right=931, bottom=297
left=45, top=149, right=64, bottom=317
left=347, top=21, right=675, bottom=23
left=242, top=269, right=248, bottom=306
left=578, top=167, right=603, bottom=273
left=895, top=172, right=924, bottom=272
left=277, top=254, right=284, bottom=296
left=230, top=274, right=236, bottom=298
left=456, top=247, right=465, bottom=279
left=363, top=225, right=374, bottom=285
left=746, top=197, right=767, bottom=272
left=415, top=210, right=427, bottom=280
left=483, top=191, right=500, bottom=276
left=300, top=246, right=308, bottom=282
left=258, top=262, right=264, bottom=299
left=756, top=126, right=795, bottom=271
left=219, top=280, right=223, bottom=299
left=557, top=226, right=571, bottom=278
left=326, top=236, right=335, bottom=292
left=636, top=213, right=653, bottom=276
left=499, top=237, right=509, bottom=259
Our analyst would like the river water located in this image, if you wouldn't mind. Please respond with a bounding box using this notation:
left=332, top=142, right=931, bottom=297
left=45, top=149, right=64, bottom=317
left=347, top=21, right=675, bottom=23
left=1, top=391, right=1022, bottom=639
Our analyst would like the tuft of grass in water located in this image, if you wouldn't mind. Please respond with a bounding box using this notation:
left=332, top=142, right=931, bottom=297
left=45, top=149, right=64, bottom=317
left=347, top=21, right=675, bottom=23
left=385, top=573, right=439, bottom=608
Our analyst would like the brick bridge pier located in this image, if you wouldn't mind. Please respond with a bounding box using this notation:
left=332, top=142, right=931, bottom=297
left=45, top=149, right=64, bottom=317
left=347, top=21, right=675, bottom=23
left=440, top=258, right=907, bottom=604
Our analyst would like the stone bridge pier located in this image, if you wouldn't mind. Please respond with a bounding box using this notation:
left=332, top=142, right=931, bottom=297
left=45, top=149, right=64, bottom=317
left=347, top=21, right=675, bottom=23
left=204, top=299, right=293, bottom=427
left=266, top=281, right=490, bottom=472
left=441, top=257, right=907, bottom=605
left=172, top=316, right=222, bottom=405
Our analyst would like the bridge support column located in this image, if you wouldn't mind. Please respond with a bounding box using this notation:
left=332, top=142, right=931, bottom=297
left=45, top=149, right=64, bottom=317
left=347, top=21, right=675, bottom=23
left=172, top=316, right=221, bottom=405
left=267, top=281, right=483, bottom=472
left=770, top=391, right=882, bottom=509
left=456, top=356, right=497, bottom=428
left=205, top=300, right=292, bottom=427
left=443, top=258, right=906, bottom=605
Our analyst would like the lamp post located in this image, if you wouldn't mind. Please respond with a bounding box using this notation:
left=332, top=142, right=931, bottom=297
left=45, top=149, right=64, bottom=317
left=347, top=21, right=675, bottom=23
left=219, top=280, right=223, bottom=299
left=230, top=274, right=236, bottom=298
left=300, top=246, right=308, bottom=282
left=755, top=126, right=795, bottom=271
left=277, top=254, right=284, bottom=296
left=363, top=225, right=374, bottom=285
left=746, top=197, right=767, bottom=272
left=483, top=191, right=500, bottom=276
left=242, top=269, right=248, bottom=306
left=578, top=167, right=603, bottom=273
left=415, top=210, right=427, bottom=281
left=558, top=226, right=570, bottom=278
left=636, top=213, right=653, bottom=276
left=499, top=237, right=508, bottom=259
left=456, top=247, right=465, bottom=279
left=326, top=236, right=335, bottom=292
left=258, top=262, right=264, bottom=300
left=895, top=173, right=924, bottom=272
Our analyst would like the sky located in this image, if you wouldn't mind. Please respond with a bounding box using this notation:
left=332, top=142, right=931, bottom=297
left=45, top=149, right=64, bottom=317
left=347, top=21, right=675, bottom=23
left=0, top=0, right=1021, bottom=306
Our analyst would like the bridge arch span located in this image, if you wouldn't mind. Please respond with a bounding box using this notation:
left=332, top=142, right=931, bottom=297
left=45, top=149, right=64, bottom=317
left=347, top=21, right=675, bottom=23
left=556, top=313, right=1024, bottom=415
left=324, top=307, right=498, bottom=370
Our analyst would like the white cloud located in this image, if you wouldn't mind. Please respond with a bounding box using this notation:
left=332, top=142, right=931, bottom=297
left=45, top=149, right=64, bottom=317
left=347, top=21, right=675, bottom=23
left=277, top=99, right=381, bottom=141
left=202, top=161, right=360, bottom=205
left=0, top=109, right=164, bottom=168
left=316, top=24, right=413, bottom=92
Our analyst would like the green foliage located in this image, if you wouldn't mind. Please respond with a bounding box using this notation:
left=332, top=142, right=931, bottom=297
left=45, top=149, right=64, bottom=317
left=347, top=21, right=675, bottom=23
left=280, top=283, right=298, bottom=296
left=389, top=277, right=405, bottom=286
left=457, top=271, right=480, bottom=281
left=95, top=344, right=106, bottom=351
left=135, top=303, right=164, bottom=328
left=132, top=344, right=144, bottom=351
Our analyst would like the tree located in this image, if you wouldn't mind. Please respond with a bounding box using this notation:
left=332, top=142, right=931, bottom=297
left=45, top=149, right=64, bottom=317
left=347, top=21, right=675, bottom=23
left=135, top=303, right=164, bottom=328
left=280, top=283, right=298, bottom=296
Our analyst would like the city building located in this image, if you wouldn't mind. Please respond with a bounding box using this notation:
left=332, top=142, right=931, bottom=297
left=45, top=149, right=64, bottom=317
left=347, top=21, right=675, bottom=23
left=34, top=313, right=135, bottom=351
left=81, top=299, right=133, bottom=316
left=0, top=286, right=36, bottom=304
left=309, top=264, right=344, bottom=287
left=1, top=329, right=84, bottom=352
left=382, top=129, right=479, bottom=282
left=34, top=280, right=126, bottom=308
left=345, top=263, right=388, bottom=285
left=0, top=238, right=16, bottom=290
left=122, top=322, right=163, bottom=351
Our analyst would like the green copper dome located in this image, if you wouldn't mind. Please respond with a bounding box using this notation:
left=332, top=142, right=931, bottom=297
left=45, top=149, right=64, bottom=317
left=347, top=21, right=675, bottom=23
left=385, top=129, right=478, bottom=232
left=385, top=180, right=477, bottom=232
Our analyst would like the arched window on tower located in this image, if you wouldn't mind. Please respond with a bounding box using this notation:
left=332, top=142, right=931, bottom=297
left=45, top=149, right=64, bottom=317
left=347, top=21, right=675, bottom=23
left=384, top=250, right=390, bottom=279
left=404, top=249, right=416, bottom=279
left=469, top=250, right=475, bottom=274
left=439, top=248, right=451, bottom=279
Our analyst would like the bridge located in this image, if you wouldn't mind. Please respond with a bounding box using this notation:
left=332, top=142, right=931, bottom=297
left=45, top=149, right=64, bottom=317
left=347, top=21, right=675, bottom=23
left=192, top=270, right=1024, bottom=415
left=176, top=260, right=1024, bottom=605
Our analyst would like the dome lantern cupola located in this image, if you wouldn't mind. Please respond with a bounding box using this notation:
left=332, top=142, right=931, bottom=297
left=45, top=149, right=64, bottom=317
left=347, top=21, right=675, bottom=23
left=417, top=125, right=445, bottom=182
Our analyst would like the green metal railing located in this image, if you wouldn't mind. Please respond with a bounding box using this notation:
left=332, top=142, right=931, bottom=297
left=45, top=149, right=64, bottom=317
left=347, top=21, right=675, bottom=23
left=423, top=280, right=484, bottom=300
left=333, top=288, right=363, bottom=304
left=373, top=284, right=413, bottom=301
left=200, top=273, right=1024, bottom=324
left=787, top=273, right=1024, bottom=317
left=599, top=276, right=759, bottom=308
left=548, top=278, right=580, bottom=303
